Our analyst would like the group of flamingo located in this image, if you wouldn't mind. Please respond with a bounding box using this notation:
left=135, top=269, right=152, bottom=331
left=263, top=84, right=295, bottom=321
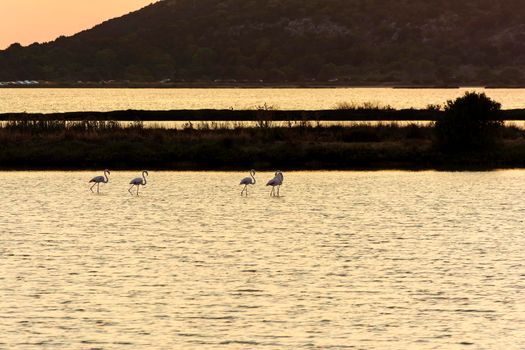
left=89, top=170, right=148, bottom=195
left=89, top=169, right=284, bottom=197
left=240, top=170, right=284, bottom=197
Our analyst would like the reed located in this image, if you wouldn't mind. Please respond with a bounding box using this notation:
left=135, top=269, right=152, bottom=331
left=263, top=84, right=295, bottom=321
left=334, top=101, right=393, bottom=111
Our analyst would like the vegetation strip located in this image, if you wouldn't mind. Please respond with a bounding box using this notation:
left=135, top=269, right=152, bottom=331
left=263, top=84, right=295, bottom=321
left=1, top=93, right=524, bottom=171
left=1, top=120, right=525, bottom=171
left=2, top=108, right=525, bottom=122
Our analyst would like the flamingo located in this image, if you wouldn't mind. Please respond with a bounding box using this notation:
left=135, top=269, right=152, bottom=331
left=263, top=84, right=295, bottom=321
left=240, top=169, right=256, bottom=196
left=129, top=170, right=149, bottom=195
left=89, top=169, right=110, bottom=193
left=266, top=170, right=284, bottom=197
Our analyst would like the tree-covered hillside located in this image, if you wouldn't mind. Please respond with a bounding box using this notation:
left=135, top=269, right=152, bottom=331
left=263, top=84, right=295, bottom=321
left=1, top=0, right=525, bottom=85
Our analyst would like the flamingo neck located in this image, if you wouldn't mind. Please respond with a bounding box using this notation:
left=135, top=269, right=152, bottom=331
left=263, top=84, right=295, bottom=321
left=142, top=172, right=148, bottom=185
left=104, top=171, right=109, bottom=183
left=251, top=173, right=256, bottom=185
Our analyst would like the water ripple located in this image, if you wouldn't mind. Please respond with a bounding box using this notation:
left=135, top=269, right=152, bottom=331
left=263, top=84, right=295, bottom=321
left=0, top=171, right=524, bottom=349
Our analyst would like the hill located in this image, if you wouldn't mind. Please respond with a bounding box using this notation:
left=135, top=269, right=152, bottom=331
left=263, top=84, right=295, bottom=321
left=1, top=0, right=525, bottom=85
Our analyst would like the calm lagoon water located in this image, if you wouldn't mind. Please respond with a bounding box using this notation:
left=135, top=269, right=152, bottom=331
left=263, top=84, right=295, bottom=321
left=1, top=171, right=524, bottom=349
left=1, top=88, right=525, bottom=113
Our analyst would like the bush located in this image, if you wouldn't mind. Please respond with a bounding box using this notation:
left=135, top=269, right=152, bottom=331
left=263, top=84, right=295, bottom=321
left=434, top=92, right=503, bottom=151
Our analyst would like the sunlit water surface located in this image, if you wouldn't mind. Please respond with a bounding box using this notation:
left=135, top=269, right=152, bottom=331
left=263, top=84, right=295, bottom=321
left=1, top=171, right=524, bottom=349
left=2, top=88, right=525, bottom=113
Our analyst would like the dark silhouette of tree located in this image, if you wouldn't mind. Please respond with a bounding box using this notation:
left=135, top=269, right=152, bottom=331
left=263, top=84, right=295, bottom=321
left=434, top=92, right=503, bottom=151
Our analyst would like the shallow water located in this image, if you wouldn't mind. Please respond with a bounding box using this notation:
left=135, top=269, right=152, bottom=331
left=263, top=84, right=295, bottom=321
left=1, top=171, right=524, bottom=349
left=2, top=88, right=525, bottom=113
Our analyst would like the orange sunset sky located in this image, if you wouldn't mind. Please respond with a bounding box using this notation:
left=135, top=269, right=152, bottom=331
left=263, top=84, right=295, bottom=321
left=0, top=0, right=159, bottom=49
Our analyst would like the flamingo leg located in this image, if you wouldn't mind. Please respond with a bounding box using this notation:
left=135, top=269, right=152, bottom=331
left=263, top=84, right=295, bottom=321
left=241, top=185, right=248, bottom=196
left=97, top=183, right=100, bottom=194
left=90, top=183, right=96, bottom=193
left=277, top=185, right=280, bottom=197
left=137, top=185, right=140, bottom=196
left=128, top=185, right=134, bottom=194
left=270, top=187, right=274, bottom=197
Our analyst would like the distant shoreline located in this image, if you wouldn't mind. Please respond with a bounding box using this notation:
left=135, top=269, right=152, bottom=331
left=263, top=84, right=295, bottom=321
left=2, top=82, right=525, bottom=89
left=2, top=108, right=525, bottom=121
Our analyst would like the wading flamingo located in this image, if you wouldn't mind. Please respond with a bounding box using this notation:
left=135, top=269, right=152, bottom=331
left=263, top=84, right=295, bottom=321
left=129, top=170, right=149, bottom=195
left=240, top=169, right=256, bottom=196
left=89, top=169, right=110, bottom=193
left=266, top=171, right=284, bottom=197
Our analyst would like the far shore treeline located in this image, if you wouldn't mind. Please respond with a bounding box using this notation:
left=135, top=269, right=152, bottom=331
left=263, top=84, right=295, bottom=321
left=1, top=93, right=525, bottom=171
left=1, top=0, right=525, bottom=86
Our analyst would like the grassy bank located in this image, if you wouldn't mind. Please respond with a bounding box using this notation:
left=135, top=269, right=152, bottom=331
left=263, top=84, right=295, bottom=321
left=2, top=120, right=525, bottom=170
left=0, top=108, right=441, bottom=122
left=3, top=108, right=525, bottom=122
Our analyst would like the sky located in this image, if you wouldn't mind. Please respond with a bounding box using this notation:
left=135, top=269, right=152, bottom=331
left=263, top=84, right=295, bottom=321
left=0, top=0, right=159, bottom=49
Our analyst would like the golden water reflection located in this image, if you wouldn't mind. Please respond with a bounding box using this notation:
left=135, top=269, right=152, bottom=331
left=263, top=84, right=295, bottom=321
left=2, top=88, right=525, bottom=113
left=1, top=171, right=524, bottom=349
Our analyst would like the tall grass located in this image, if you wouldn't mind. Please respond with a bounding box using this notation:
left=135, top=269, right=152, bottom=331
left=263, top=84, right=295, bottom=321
left=3, top=120, right=144, bottom=133
left=334, top=101, right=393, bottom=111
